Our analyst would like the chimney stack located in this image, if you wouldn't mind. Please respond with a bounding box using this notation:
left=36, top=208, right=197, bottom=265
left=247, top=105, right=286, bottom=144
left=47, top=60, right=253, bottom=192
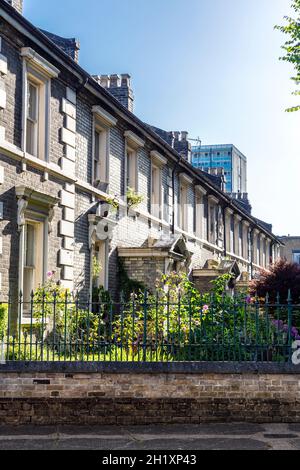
left=40, top=30, right=80, bottom=63
left=171, top=131, right=191, bottom=162
left=93, top=73, right=134, bottom=113
left=6, top=0, right=23, bottom=14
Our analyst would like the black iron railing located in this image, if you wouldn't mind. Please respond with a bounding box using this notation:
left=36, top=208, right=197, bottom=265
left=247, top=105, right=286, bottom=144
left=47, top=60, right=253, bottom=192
left=0, top=291, right=299, bottom=363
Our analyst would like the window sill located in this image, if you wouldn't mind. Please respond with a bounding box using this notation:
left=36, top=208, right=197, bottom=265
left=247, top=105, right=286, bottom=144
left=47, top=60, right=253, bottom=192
left=226, top=251, right=250, bottom=265
left=0, top=140, right=76, bottom=183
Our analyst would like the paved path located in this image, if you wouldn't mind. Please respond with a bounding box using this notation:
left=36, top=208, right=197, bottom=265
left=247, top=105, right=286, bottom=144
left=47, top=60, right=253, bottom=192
left=0, top=423, right=300, bottom=450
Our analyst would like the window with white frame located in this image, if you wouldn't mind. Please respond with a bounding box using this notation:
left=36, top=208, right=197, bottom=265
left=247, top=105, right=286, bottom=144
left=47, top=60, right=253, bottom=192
left=25, top=73, right=47, bottom=160
left=209, top=204, right=217, bottom=244
left=23, top=220, right=45, bottom=309
left=257, top=236, right=261, bottom=265
left=263, top=239, right=267, bottom=267
left=126, top=146, right=137, bottom=191
left=26, top=81, right=39, bottom=157
left=93, top=241, right=108, bottom=290
left=92, top=106, right=117, bottom=189
left=151, top=164, right=161, bottom=219
left=17, top=186, right=58, bottom=319
left=21, top=48, right=59, bottom=161
left=230, top=215, right=235, bottom=253
left=179, top=181, right=188, bottom=232
left=93, top=125, right=108, bottom=188
left=150, top=151, right=167, bottom=220
left=238, top=221, right=243, bottom=257
left=195, top=193, right=202, bottom=238
left=202, top=195, right=209, bottom=241
left=124, top=131, right=145, bottom=196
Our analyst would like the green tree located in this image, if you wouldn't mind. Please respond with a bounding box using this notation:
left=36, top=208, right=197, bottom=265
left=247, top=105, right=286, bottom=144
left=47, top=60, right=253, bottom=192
left=275, top=0, right=300, bottom=112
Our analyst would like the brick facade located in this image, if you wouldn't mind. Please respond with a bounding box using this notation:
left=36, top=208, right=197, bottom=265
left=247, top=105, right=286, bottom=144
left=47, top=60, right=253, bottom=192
left=1, top=366, right=300, bottom=424
left=0, top=0, right=282, bottom=309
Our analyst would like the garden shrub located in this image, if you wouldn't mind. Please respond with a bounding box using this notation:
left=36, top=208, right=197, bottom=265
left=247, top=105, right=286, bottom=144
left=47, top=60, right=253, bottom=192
left=4, top=271, right=296, bottom=363
left=250, top=259, right=300, bottom=303
left=0, top=304, right=8, bottom=338
left=112, top=272, right=285, bottom=362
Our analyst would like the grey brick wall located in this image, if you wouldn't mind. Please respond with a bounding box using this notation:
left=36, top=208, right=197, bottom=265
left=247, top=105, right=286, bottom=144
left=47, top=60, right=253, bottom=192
left=109, top=125, right=126, bottom=196
left=76, top=93, right=93, bottom=184
left=50, top=79, right=65, bottom=166
left=1, top=36, right=23, bottom=148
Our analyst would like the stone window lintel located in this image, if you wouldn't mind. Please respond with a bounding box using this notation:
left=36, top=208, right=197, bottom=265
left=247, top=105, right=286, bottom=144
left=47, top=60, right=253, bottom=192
left=21, top=47, right=60, bottom=78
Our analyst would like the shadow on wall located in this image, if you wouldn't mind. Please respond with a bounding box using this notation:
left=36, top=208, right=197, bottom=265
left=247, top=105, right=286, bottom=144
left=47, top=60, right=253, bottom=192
left=73, top=201, right=95, bottom=299
left=0, top=187, right=19, bottom=323
left=3, top=38, right=23, bottom=148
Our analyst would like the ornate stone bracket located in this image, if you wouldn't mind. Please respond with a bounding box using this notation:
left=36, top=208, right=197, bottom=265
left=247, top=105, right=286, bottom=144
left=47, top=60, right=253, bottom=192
left=88, top=216, right=98, bottom=249
left=48, top=206, right=55, bottom=234
left=88, top=214, right=117, bottom=248
left=17, top=198, right=28, bottom=231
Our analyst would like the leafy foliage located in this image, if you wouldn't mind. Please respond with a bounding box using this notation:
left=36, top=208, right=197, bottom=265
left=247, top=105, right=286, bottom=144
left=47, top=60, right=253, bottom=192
left=126, top=187, right=144, bottom=210
left=32, top=277, right=106, bottom=355
left=118, top=258, right=145, bottom=301
left=250, top=259, right=300, bottom=303
left=0, top=304, right=8, bottom=339
left=3, top=272, right=296, bottom=363
left=275, top=0, right=300, bottom=111
left=106, top=194, right=120, bottom=211
left=113, top=272, right=281, bottom=361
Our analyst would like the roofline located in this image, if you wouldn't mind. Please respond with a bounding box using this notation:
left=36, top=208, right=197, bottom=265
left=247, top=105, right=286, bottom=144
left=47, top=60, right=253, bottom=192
left=0, top=0, right=280, bottom=244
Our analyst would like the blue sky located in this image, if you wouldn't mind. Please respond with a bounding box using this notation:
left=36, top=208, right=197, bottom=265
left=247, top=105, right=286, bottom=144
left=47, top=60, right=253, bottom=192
left=24, top=0, right=300, bottom=235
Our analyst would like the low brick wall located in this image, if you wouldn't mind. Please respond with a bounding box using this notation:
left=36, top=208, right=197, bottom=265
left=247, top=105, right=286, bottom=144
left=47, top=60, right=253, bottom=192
left=1, top=362, right=300, bottom=425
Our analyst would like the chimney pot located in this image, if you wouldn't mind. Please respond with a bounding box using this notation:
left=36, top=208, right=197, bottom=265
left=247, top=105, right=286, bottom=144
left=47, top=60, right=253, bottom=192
left=167, top=132, right=175, bottom=148
left=121, top=73, right=131, bottom=87
left=6, top=0, right=23, bottom=14
left=181, top=131, right=188, bottom=141
left=110, top=74, right=121, bottom=88
left=100, top=75, right=110, bottom=88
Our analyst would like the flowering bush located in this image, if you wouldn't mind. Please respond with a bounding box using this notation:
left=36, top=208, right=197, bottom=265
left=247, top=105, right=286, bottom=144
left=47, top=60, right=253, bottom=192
left=112, top=272, right=274, bottom=361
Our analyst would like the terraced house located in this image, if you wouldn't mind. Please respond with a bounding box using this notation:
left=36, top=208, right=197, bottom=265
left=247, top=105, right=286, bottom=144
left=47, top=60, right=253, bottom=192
left=0, top=0, right=281, bottom=319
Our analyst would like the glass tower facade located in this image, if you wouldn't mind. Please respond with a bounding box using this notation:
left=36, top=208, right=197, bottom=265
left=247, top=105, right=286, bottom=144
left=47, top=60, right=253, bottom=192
left=191, top=144, right=247, bottom=194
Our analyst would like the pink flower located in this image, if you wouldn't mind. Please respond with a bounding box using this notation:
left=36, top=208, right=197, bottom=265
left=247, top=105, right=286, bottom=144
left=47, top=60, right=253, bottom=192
left=203, top=305, right=209, bottom=313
